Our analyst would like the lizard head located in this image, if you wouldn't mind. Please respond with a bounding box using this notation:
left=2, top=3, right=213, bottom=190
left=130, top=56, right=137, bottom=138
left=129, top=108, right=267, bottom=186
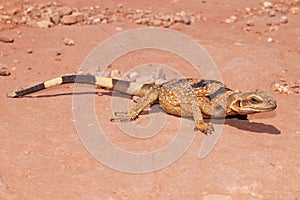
left=229, top=92, right=277, bottom=115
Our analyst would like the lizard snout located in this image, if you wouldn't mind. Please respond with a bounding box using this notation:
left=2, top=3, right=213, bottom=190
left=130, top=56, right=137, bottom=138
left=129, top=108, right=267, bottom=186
left=267, top=98, right=277, bottom=109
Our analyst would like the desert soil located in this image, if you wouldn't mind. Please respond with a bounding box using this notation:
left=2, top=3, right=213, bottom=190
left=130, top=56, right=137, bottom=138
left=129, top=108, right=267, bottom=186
left=0, top=0, right=299, bottom=199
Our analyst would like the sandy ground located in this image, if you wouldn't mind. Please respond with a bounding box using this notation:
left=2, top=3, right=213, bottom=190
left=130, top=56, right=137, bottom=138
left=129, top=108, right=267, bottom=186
left=0, top=0, right=299, bottom=199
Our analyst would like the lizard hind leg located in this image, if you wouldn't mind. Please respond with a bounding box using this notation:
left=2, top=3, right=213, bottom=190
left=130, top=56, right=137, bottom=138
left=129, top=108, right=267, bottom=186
left=110, top=89, right=159, bottom=122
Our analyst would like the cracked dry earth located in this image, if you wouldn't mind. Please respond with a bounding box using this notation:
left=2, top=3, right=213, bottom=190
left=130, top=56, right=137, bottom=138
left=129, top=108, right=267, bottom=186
left=0, top=0, right=299, bottom=199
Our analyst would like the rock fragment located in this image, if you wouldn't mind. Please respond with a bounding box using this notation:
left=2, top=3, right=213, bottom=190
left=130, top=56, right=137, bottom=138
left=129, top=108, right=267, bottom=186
left=280, top=15, right=288, bottom=24
left=267, top=37, right=274, bottom=42
left=246, top=20, right=254, bottom=26
left=110, top=69, right=121, bottom=79
left=50, top=13, right=61, bottom=24
left=263, top=1, right=274, bottom=8
left=0, top=36, right=14, bottom=43
left=36, top=20, right=52, bottom=28
left=182, top=17, right=191, bottom=25
left=63, top=38, right=75, bottom=46
left=56, top=6, right=73, bottom=16
left=0, top=67, right=10, bottom=76
left=172, top=16, right=182, bottom=22
left=27, top=48, right=33, bottom=54
left=61, top=12, right=83, bottom=25
left=225, top=15, right=237, bottom=23
left=289, top=7, right=299, bottom=14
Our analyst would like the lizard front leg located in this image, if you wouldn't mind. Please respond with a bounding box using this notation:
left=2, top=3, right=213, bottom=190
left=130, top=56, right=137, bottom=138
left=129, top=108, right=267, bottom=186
left=111, top=89, right=159, bottom=122
left=192, top=101, right=214, bottom=134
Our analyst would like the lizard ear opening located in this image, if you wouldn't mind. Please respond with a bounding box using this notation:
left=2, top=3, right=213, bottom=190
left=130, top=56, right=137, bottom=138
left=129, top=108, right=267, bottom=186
left=229, top=98, right=241, bottom=112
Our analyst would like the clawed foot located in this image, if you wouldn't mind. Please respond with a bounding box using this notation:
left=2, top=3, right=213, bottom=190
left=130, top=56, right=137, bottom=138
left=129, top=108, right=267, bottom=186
left=195, top=122, right=214, bottom=134
left=110, top=111, right=134, bottom=122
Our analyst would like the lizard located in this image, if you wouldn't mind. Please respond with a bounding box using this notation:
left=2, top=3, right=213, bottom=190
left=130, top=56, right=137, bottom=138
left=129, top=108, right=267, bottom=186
left=6, top=74, right=277, bottom=134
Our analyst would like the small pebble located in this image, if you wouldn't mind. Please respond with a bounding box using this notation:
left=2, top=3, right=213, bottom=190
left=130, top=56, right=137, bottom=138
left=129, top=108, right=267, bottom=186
left=110, top=69, right=121, bottom=79
left=245, top=7, right=252, bottom=14
left=267, top=37, right=273, bottom=42
left=10, top=8, right=19, bottom=15
left=0, top=36, right=14, bottom=43
left=280, top=16, right=288, bottom=24
left=27, top=48, right=33, bottom=54
left=274, top=83, right=292, bottom=95
left=63, top=38, right=74, bottom=46
left=225, top=15, right=237, bottom=23
left=263, top=1, right=273, bottom=8
left=243, top=27, right=250, bottom=31
left=134, top=18, right=142, bottom=24
left=269, top=26, right=279, bottom=31
left=182, top=17, right=191, bottom=25
left=56, top=6, right=73, bottom=16
left=0, top=67, right=10, bottom=76
left=50, top=13, right=61, bottom=24
left=61, top=12, right=83, bottom=25
left=289, top=7, right=299, bottom=14
left=101, top=19, right=108, bottom=24
left=36, top=20, right=52, bottom=28
left=282, top=87, right=289, bottom=93
left=173, top=16, right=182, bottom=22
left=93, top=18, right=101, bottom=23
left=246, top=20, right=254, bottom=26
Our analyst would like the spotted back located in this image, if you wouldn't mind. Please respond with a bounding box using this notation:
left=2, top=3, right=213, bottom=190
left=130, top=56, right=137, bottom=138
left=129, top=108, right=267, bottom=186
left=158, top=79, right=231, bottom=117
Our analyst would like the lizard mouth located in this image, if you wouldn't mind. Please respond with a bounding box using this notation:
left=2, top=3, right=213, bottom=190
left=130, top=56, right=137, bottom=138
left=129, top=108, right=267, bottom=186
left=238, top=99, right=277, bottom=113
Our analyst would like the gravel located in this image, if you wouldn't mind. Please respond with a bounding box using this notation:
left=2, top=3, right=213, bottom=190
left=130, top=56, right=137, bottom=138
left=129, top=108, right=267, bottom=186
left=0, top=2, right=200, bottom=29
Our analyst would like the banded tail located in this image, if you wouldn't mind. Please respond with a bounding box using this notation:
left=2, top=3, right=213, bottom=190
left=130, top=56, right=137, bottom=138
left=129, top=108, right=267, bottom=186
left=7, top=75, right=154, bottom=98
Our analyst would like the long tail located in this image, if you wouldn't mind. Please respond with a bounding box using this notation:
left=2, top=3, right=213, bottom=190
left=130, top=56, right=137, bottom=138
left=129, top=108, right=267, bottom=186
left=7, top=74, right=154, bottom=98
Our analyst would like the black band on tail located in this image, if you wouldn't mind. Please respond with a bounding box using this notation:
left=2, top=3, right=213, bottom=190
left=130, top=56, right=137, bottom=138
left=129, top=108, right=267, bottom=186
left=13, top=83, right=46, bottom=97
left=62, top=75, right=96, bottom=85
left=8, top=75, right=97, bottom=98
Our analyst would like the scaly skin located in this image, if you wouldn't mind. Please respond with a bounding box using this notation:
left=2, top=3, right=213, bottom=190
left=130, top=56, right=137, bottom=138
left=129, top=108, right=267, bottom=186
left=7, top=75, right=277, bottom=134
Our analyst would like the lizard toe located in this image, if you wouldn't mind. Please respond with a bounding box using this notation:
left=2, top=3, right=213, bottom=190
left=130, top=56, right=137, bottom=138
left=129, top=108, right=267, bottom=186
left=196, top=122, right=214, bottom=134
left=110, top=111, right=131, bottom=122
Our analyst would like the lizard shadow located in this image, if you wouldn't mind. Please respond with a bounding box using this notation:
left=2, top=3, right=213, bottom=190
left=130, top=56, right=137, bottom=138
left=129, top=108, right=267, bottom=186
left=139, top=107, right=281, bottom=135
left=22, top=91, right=99, bottom=98
left=211, top=116, right=281, bottom=135
left=23, top=91, right=140, bottom=98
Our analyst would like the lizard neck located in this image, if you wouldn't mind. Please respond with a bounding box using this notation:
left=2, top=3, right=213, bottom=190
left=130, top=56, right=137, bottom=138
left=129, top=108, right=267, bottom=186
left=225, top=92, right=241, bottom=116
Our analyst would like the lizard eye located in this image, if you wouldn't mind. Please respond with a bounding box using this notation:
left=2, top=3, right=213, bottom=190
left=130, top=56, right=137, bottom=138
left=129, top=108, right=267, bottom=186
left=250, top=97, right=260, bottom=104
